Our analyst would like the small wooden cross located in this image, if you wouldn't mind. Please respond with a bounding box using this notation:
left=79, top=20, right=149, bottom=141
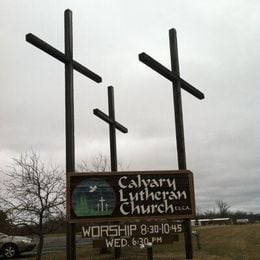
left=93, top=86, right=128, bottom=171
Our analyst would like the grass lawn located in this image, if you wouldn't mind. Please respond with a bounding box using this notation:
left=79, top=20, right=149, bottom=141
left=42, top=224, right=260, bottom=260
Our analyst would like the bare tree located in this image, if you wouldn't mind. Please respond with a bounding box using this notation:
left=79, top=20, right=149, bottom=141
left=78, top=153, right=110, bottom=172
left=0, top=151, right=65, bottom=260
left=78, top=153, right=129, bottom=172
left=203, top=209, right=217, bottom=218
left=215, top=200, right=230, bottom=217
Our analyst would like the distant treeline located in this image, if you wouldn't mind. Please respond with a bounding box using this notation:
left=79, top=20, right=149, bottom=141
left=196, top=210, right=260, bottom=223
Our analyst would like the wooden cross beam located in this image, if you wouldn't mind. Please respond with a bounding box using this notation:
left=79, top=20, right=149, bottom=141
left=138, top=49, right=204, bottom=99
left=26, top=33, right=101, bottom=83
left=94, top=109, right=128, bottom=133
left=93, top=86, right=128, bottom=171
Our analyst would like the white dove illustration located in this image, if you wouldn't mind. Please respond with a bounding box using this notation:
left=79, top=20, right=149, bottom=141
left=89, top=185, right=97, bottom=192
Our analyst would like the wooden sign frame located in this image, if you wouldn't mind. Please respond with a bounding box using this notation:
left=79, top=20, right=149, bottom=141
left=67, top=170, right=195, bottom=223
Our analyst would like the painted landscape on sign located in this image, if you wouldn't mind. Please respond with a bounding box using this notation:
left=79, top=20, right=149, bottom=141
left=72, top=178, right=116, bottom=217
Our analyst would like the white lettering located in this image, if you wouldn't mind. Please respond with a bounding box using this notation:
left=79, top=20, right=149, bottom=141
left=105, top=239, right=114, bottom=248
left=82, top=226, right=91, bottom=237
left=119, top=189, right=127, bottom=202
left=120, top=202, right=130, bottom=215
left=118, top=175, right=177, bottom=189
left=118, top=176, right=127, bottom=188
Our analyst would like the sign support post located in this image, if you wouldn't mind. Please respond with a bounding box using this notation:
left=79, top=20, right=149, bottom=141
left=64, top=10, right=76, bottom=260
left=26, top=9, right=102, bottom=260
left=139, top=28, right=204, bottom=259
left=169, top=28, right=192, bottom=260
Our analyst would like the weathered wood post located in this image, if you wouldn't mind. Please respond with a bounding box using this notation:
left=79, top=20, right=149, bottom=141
left=169, top=28, right=193, bottom=259
left=26, top=9, right=102, bottom=260
left=147, top=243, right=153, bottom=260
left=139, top=28, right=204, bottom=259
left=93, top=86, right=128, bottom=258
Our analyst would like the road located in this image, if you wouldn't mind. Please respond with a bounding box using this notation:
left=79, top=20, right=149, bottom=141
left=1, top=234, right=91, bottom=259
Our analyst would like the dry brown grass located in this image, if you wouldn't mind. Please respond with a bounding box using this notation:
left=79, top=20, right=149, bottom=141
left=42, top=224, right=260, bottom=260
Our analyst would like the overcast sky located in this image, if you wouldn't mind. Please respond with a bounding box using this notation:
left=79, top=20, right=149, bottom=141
left=0, top=0, right=259, bottom=214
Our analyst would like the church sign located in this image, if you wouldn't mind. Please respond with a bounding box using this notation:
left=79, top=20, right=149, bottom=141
left=67, top=170, right=195, bottom=223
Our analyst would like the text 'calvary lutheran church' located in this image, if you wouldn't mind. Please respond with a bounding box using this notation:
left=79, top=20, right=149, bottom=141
left=67, top=170, right=195, bottom=223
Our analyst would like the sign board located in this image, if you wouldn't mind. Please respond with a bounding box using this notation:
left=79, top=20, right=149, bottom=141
left=92, top=234, right=179, bottom=248
left=67, top=170, right=195, bottom=223
left=81, top=220, right=182, bottom=247
left=81, top=220, right=183, bottom=238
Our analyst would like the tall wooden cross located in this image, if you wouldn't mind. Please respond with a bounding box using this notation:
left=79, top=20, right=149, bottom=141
left=26, top=9, right=102, bottom=260
left=139, top=28, right=205, bottom=259
left=93, top=86, right=128, bottom=172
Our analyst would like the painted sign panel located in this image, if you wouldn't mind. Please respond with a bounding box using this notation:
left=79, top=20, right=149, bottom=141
left=67, top=170, right=195, bottom=223
left=81, top=220, right=182, bottom=247
left=81, top=221, right=183, bottom=238
left=92, top=234, right=179, bottom=248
